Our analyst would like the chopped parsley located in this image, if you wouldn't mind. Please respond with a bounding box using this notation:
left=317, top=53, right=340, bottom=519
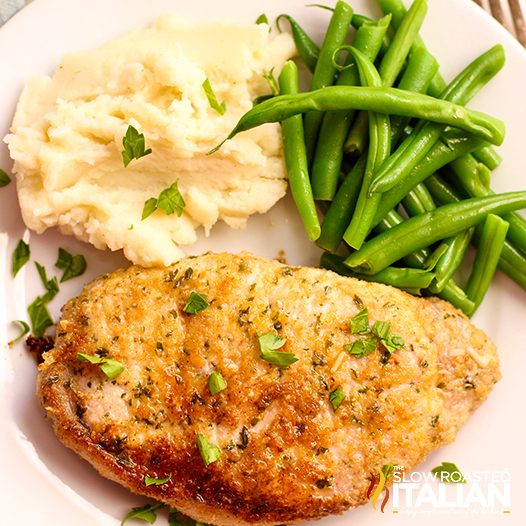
left=346, top=337, right=377, bottom=359
left=12, top=239, right=30, bottom=277
left=329, top=387, right=345, bottom=412
left=142, top=181, right=185, bottom=220
left=208, top=371, right=227, bottom=395
left=349, top=307, right=369, bottom=334
left=202, top=78, right=226, bottom=115
left=0, top=168, right=11, bottom=187
left=167, top=509, right=183, bottom=526
left=256, top=13, right=269, bottom=24
left=35, top=262, right=59, bottom=303
left=121, top=503, right=164, bottom=525
left=183, top=292, right=209, bottom=314
left=121, top=125, right=152, bottom=167
left=157, top=182, right=186, bottom=216
left=431, top=462, right=466, bottom=483
left=168, top=509, right=204, bottom=526
left=27, top=297, right=53, bottom=338
left=381, top=333, right=405, bottom=354
left=371, top=320, right=390, bottom=339
left=142, top=198, right=158, bottom=220
left=55, top=248, right=87, bottom=282
left=77, top=352, right=124, bottom=380
left=144, top=474, right=172, bottom=486
left=196, top=434, right=221, bottom=467
left=372, top=320, right=405, bottom=354
left=8, top=320, right=30, bottom=346
left=98, top=360, right=124, bottom=380
left=258, top=332, right=298, bottom=367
left=346, top=310, right=405, bottom=359
left=25, top=262, right=59, bottom=337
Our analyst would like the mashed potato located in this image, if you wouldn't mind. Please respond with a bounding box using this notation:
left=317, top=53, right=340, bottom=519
left=5, top=15, right=295, bottom=266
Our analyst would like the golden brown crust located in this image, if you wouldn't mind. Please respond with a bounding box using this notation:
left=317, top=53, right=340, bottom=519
left=37, top=252, right=500, bottom=526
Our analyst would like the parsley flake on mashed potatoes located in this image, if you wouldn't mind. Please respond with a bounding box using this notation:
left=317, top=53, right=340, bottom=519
left=4, top=15, right=295, bottom=266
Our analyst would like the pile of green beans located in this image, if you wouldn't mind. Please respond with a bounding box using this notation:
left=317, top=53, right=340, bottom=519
left=210, top=0, right=526, bottom=316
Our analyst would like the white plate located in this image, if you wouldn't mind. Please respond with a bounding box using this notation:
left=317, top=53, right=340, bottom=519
left=0, top=0, right=525, bottom=525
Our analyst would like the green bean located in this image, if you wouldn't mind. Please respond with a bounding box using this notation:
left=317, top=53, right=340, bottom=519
left=304, top=0, right=354, bottom=161
left=252, top=94, right=274, bottom=106
left=391, top=47, right=439, bottom=143
left=448, top=154, right=491, bottom=196
left=438, top=280, right=476, bottom=315
left=465, top=214, right=509, bottom=313
left=472, top=144, right=502, bottom=170
left=321, top=252, right=435, bottom=294
left=450, top=154, right=491, bottom=191
left=368, top=44, right=506, bottom=194
left=351, top=13, right=373, bottom=27
left=347, top=48, right=438, bottom=155
left=344, top=111, right=369, bottom=155
left=276, top=15, right=320, bottom=73
left=379, top=0, right=511, bottom=199
left=398, top=185, right=446, bottom=272
left=374, top=208, right=404, bottom=232
left=423, top=243, right=449, bottom=270
left=342, top=48, right=391, bottom=250
left=428, top=228, right=474, bottom=293
left=351, top=13, right=392, bottom=55
left=348, top=15, right=391, bottom=63
left=311, top=15, right=390, bottom=200
left=493, top=239, right=526, bottom=291
left=377, top=129, right=492, bottom=207
left=379, top=0, right=503, bottom=173
left=344, top=192, right=526, bottom=275
left=425, top=173, right=464, bottom=204
left=377, top=0, right=447, bottom=96
left=371, top=132, right=486, bottom=225
left=448, top=155, right=526, bottom=251
left=317, top=154, right=366, bottom=252
left=343, top=0, right=428, bottom=157
left=209, top=86, right=505, bottom=154
left=477, top=159, right=491, bottom=188
left=373, top=208, right=475, bottom=314
left=344, top=49, right=438, bottom=155
left=374, top=209, right=430, bottom=267
left=378, top=0, right=428, bottom=87
left=278, top=61, right=320, bottom=241
left=398, top=47, right=439, bottom=94
left=427, top=174, right=526, bottom=291
left=315, top=0, right=426, bottom=169
left=402, top=184, right=436, bottom=216
left=429, top=43, right=503, bottom=104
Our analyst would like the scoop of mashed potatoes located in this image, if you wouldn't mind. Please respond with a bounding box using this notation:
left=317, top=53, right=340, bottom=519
left=5, top=15, right=295, bottom=266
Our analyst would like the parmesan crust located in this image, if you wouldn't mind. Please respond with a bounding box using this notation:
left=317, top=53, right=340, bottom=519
left=38, top=253, right=500, bottom=525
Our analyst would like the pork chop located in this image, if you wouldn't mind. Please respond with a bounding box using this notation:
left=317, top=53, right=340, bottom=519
left=37, top=252, right=500, bottom=525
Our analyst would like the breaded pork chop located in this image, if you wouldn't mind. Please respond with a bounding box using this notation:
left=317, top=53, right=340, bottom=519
left=37, top=252, right=500, bottom=525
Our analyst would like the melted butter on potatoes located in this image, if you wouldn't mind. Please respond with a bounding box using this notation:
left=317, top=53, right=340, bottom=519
left=5, top=15, right=295, bottom=265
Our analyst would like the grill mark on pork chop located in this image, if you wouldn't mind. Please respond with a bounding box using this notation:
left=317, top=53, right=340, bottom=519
left=37, top=252, right=500, bottom=526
